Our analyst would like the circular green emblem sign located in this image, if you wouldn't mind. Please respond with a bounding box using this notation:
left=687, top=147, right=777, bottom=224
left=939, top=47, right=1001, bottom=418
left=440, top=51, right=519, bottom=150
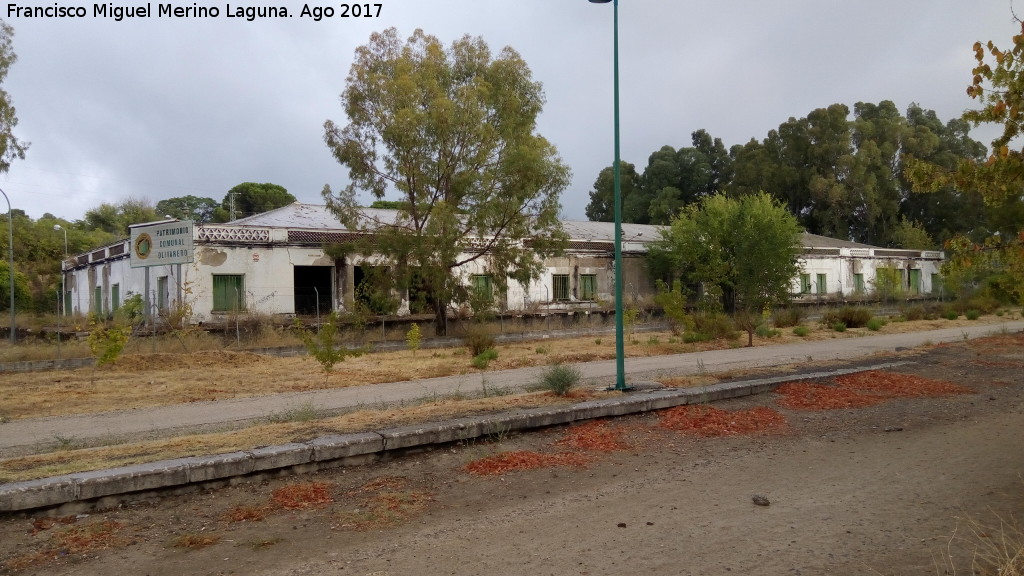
left=134, top=233, right=152, bottom=259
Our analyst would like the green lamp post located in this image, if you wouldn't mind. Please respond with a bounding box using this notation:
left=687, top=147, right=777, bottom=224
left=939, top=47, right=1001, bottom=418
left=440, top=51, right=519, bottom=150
left=589, top=0, right=627, bottom=390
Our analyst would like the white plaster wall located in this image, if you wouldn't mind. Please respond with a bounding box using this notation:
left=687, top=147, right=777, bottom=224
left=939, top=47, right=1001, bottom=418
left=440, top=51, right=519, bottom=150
left=795, top=255, right=944, bottom=297
left=189, top=244, right=334, bottom=322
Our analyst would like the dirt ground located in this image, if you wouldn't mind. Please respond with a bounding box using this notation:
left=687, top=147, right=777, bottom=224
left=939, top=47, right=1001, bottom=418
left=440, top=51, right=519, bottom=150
left=1, top=332, right=1023, bottom=575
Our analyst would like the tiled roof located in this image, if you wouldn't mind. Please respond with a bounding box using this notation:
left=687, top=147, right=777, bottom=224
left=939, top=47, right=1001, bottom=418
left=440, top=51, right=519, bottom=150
left=225, top=203, right=898, bottom=252
left=229, top=203, right=661, bottom=244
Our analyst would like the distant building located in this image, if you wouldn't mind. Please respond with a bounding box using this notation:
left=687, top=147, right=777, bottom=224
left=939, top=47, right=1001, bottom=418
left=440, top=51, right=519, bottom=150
left=61, top=203, right=944, bottom=323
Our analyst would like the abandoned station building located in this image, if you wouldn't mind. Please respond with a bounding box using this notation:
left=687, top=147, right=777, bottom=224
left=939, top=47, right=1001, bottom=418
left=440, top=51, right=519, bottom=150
left=61, top=203, right=946, bottom=323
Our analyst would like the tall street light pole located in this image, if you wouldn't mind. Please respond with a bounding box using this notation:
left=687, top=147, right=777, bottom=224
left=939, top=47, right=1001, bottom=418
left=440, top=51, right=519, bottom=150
left=589, top=0, right=627, bottom=390
left=54, top=224, right=67, bottom=359
left=0, top=187, right=13, bottom=344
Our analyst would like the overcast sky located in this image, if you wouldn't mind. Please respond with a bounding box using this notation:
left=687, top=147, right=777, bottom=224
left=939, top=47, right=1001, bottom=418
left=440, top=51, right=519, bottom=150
left=0, top=0, right=1016, bottom=223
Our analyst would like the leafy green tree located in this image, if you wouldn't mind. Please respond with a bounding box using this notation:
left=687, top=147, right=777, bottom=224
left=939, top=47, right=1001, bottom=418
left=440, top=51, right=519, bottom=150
left=156, top=195, right=219, bottom=224
left=691, top=129, right=734, bottom=195
left=585, top=162, right=642, bottom=222
left=0, top=258, right=30, bottom=312
left=907, top=23, right=1024, bottom=207
left=649, top=192, right=801, bottom=346
left=890, top=217, right=935, bottom=250
left=217, top=182, right=295, bottom=221
left=904, top=21, right=1024, bottom=304
left=322, top=28, right=570, bottom=336
left=82, top=198, right=159, bottom=237
left=0, top=20, right=27, bottom=175
left=900, top=104, right=988, bottom=243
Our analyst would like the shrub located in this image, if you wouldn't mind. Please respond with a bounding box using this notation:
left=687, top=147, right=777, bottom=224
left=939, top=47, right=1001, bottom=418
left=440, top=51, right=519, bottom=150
left=831, top=322, right=847, bottom=332
left=792, top=325, right=810, bottom=337
left=87, top=322, right=131, bottom=366
left=653, top=279, right=693, bottom=335
left=693, top=312, right=739, bottom=340
left=297, top=313, right=361, bottom=374
left=966, top=309, right=981, bottom=320
left=822, top=306, right=873, bottom=328
left=405, top=323, right=422, bottom=355
left=683, top=331, right=710, bottom=343
left=755, top=323, right=781, bottom=338
left=464, top=324, right=496, bottom=356
left=944, top=310, right=959, bottom=320
left=901, top=305, right=926, bottom=322
left=967, top=295, right=1001, bottom=314
left=472, top=348, right=498, bottom=369
left=534, top=364, right=581, bottom=396
left=866, top=317, right=885, bottom=331
left=771, top=307, right=804, bottom=328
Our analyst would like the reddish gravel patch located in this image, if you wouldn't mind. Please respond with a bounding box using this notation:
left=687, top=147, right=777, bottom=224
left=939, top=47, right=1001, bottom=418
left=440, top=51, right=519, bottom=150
left=555, top=420, right=633, bottom=452
left=775, top=382, right=886, bottom=410
left=775, top=370, right=974, bottom=411
left=463, top=451, right=591, bottom=476
left=658, top=405, right=788, bottom=436
left=835, top=371, right=973, bottom=398
left=271, top=481, right=334, bottom=510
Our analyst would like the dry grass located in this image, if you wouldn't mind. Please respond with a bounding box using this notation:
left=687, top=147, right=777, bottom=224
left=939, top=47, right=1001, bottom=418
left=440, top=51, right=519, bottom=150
left=0, top=314, right=1015, bottom=483
left=0, top=390, right=607, bottom=483
left=0, top=314, right=1010, bottom=422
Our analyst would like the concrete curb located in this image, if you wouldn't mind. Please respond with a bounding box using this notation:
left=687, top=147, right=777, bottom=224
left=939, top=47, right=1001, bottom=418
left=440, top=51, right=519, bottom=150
left=0, top=361, right=909, bottom=514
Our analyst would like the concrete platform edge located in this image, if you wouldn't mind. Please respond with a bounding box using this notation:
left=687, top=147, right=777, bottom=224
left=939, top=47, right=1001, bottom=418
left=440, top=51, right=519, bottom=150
left=0, top=362, right=909, bottom=514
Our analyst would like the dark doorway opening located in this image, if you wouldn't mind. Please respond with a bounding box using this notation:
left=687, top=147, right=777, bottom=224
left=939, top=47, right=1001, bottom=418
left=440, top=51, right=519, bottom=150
left=294, top=266, right=333, bottom=315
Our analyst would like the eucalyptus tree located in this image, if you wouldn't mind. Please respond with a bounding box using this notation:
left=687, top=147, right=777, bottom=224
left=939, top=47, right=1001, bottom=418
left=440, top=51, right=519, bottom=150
left=323, top=28, right=569, bottom=335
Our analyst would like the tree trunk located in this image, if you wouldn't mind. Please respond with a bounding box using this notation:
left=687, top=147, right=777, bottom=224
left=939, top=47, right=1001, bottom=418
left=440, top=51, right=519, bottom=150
left=433, top=299, right=448, bottom=337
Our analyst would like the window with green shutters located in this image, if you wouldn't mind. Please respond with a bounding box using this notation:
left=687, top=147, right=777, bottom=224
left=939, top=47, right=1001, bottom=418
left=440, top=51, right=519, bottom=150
left=111, top=284, right=120, bottom=314
left=552, top=274, right=570, bottom=301
left=908, top=269, right=921, bottom=294
left=580, top=274, right=597, bottom=301
left=816, top=273, right=827, bottom=295
left=157, top=276, right=168, bottom=312
left=800, top=274, right=811, bottom=294
left=212, top=274, right=245, bottom=312
left=853, top=274, right=865, bottom=294
left=94, top=286, right=102, bottom=316
left=471, top=274, right=493, bottom=300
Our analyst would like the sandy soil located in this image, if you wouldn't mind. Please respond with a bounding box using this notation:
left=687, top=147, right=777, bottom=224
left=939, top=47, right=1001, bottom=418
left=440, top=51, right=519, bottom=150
left=1, top=332, right=1022, bottom=575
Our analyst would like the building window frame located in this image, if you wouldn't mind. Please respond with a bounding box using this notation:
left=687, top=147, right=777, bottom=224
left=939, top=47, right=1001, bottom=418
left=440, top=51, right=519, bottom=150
left=552, top=274, right=570, bottom=301
left=212, top=274, right=246, bottom=312
left=800, top=273, right=811, bottom=294
left=471, top=274, right=493, bottom=303
left=579, top=274, right=597, bottom=301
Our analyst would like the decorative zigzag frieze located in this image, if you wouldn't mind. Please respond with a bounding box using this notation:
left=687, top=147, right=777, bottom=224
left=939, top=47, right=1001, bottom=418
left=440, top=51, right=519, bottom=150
left=197, top=227, right=271, bottom=243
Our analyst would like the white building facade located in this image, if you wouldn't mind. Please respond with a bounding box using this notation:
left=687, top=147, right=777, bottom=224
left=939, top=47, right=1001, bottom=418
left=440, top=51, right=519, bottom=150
left=61, top=204, right=944, bottom=324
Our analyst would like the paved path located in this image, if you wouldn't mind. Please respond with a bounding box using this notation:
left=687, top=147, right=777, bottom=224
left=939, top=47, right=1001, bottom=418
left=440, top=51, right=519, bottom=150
left=2, top=321, right=1021, bottom=455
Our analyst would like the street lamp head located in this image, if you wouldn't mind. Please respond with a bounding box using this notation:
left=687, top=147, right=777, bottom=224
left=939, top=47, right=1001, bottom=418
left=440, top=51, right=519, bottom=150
left=589, top=0, right=612, bottom=3
left=53, top=224, right=62, bottom=231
